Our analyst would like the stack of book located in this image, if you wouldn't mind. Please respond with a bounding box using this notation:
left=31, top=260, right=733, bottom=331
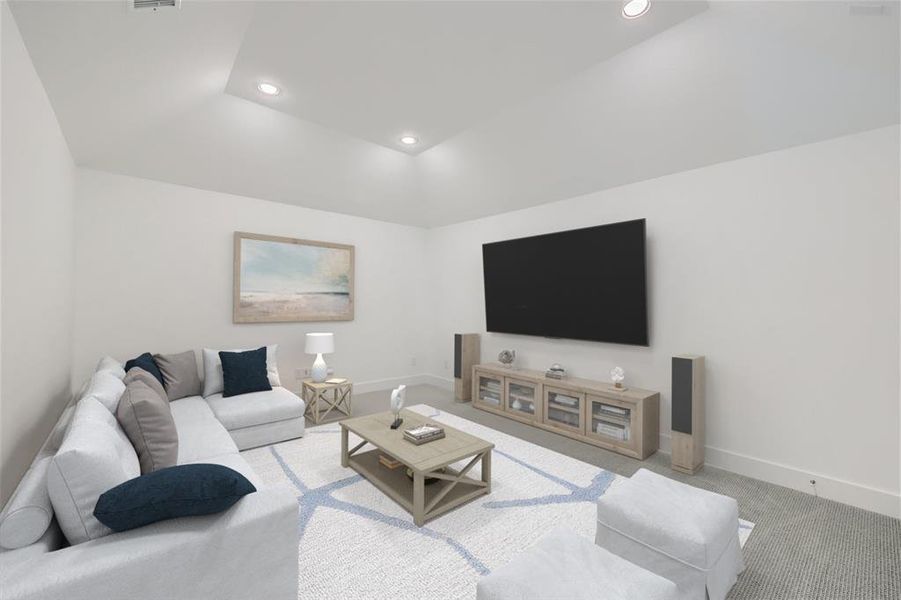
left=596, top=421, right=630, bottom=441
left=378, top=454, right=403, bottom=470
left=404, top=424, right=445, bottom=445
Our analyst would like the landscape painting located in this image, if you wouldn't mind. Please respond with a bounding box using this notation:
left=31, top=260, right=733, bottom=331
left=234, top=232, right=354, bottom=323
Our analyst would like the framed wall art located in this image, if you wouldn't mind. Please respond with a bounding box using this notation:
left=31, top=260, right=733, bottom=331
left=233, top=232, right=354, bottom=323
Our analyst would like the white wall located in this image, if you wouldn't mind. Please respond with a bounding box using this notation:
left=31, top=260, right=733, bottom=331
left=0, top=3, right=76, bottom=506
left=73, top=169, right=429, bottom=396
left=424, top=126, right=901, bottom=518
left=4, top=10, right=897, bottom=520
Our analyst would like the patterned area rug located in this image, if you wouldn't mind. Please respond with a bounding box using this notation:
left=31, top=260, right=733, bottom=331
left=242, top=405, right=754, bottom=600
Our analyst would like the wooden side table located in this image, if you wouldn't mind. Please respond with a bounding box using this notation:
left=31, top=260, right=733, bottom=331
left=302, top=378, right=353, bottom=424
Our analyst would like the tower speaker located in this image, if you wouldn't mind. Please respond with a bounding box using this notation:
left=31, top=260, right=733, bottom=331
left=454, top=334, right=480, bottom=402
left=671, top=355, right=705, bottom=474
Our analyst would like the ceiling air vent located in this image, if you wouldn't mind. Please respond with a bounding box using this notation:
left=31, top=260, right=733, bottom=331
left=131, top=0, right=181, bottom=11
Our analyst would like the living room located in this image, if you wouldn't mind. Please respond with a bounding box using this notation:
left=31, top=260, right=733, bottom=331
left=1, top=1, right=899, bottom=599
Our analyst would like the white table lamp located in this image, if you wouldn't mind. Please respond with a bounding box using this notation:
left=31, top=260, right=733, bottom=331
left=305, top=333, right=334, bottom=383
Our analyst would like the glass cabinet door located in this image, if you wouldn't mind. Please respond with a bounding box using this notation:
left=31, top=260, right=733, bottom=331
left=587, top=395, right=633, bottom=447
left=543, top=387, right=584, bottom=433
left=474, top=373, right=503, bottom=409
left=505, top=378, right=540, bottom=421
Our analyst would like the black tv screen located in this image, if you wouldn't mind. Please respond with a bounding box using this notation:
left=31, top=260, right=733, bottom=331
left=482, top=219, right=648, bottom=346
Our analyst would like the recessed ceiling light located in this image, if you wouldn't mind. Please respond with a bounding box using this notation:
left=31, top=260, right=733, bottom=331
left=622, top=0, right=650, bottom=19
left=257, top=82, right=280, bottom=96
left=400, top=135, right=418, bottom=145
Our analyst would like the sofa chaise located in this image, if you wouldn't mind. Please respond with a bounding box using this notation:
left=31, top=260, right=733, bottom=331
left=0, top=354, right=305, bottom=600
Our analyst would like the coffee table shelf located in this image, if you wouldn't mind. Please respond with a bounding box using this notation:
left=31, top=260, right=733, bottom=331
left=347, top=449, right=488, bottom=522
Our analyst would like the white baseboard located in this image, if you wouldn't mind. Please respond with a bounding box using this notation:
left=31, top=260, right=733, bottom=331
left=360, top=374, right=900, bottom=518
left=419, top=374, right=455, bottom=391
left=659, top=433, right=900, bottom=519
left=352, top=373, right=453, bottom=395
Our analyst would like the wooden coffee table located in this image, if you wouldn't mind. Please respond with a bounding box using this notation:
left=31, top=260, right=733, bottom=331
left=340, top=409, right=493, bottom=526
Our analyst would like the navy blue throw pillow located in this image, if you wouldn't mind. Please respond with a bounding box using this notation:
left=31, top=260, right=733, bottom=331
left=94, top=464, right=256, bottom=532
left=124, top=352, right=165, bottom=387
left=219, top=347, right=272, bottom=398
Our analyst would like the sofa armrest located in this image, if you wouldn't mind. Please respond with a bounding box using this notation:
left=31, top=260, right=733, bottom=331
left=0, top=485, right=299, bottom=600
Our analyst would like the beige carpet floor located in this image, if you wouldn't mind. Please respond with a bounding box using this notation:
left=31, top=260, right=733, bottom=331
left=307, top=383, right=900, bottom=600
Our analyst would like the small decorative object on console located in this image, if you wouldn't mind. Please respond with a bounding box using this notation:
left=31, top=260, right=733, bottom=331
left=545, top=363, right=566, bottom=379
left=498, top=349, right=516, bottom=368
left=389, top=384, right=406, bottom=429
left=611, top=366, right=627, bottom=390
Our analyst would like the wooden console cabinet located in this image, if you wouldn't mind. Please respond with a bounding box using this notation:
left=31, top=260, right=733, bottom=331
left=472, top=363, right=659, bottom=460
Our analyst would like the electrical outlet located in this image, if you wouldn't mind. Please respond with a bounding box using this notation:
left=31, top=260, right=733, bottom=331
left=410, top=357, right=417, bottom=367
left=294, top=368, right=309, bottom=380
left=444, top=360, right=449, bottom=370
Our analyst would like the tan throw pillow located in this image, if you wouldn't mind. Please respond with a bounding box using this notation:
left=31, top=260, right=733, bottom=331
left=117, top=369, right=178, bottom=473
left=153, top=350, right=201, bottom=401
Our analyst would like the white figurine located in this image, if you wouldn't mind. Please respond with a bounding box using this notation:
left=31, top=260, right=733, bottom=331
left=390, top=384, right=406, bottom=429
left=610, top=366, right=625, bottom=389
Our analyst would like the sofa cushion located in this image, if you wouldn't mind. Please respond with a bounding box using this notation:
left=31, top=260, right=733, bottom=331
left=0, top=457, right=53, bottom=550
left=95, top=356, right=126, bottom=380
left=117, top=370, right=179, bottom=474
left=125, top=352, right=165, bottom=387
left=94, top=464, right=256, bottom=533
left=47, top=397, right=140, bottom=545
left=219, top=348, right=272, bottom=398
left=154, top=350, right=202, bottom=401
left=82, top=370, right=126, bottom=413
left=202, top=345, right=281, bottom=397
left=205, top=387, right=305, bottom=431
left=170, top=396, right=239, bottom=463
left=227, top=416, right=305, bottom=451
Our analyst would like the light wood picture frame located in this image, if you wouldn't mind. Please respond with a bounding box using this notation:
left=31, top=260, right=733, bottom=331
left=233, top=232, right=355, bottom=323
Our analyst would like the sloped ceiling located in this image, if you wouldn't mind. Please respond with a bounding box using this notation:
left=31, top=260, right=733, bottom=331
left=9, top=1, right=900, bottom=227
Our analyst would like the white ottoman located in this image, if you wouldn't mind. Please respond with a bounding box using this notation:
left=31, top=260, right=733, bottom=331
left=477, top=528, right=679, bottom=600
left=595, top=469, right=745, bottom=600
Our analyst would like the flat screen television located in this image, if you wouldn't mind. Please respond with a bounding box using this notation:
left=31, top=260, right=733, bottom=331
left=482, top=219, right=648, bottom=346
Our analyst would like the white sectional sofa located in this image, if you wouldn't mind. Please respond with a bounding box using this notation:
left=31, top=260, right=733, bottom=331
left=206, top=387, right=306, bottom=450
left=0, top=356, right=305, bottom=600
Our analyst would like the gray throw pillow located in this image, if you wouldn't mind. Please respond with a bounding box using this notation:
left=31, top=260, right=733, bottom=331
left=123, top=367, right=167, bottom=401
left=153, top=350, right=201, bottom=401
left=117, top=369, right=178, bottom=474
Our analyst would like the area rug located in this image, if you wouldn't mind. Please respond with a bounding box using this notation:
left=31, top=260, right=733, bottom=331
left=242, top=404, right=754, bottom=600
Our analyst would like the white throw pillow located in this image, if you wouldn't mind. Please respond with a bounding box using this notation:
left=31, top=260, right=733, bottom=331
left=83, top=371, right=126, bottom=413
left=47, top=397, right=140, bottom=545
left=202, top=345, right=281, bottom=398
left=95, top=356, right=126, bottom=380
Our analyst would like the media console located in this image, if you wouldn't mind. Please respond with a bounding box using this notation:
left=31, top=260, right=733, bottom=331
left=471, top=363, right=659, bottom=460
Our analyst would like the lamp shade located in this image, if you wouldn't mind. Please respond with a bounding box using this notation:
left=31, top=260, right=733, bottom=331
left=305, top=333, right=334, bottom=355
